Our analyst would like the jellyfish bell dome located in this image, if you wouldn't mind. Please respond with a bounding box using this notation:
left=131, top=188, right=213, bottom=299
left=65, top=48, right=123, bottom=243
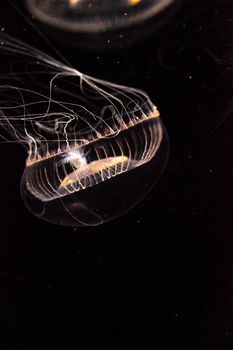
left=19, top=85, right=169, bottom=227
left=20, top=107, right=169, bottom=227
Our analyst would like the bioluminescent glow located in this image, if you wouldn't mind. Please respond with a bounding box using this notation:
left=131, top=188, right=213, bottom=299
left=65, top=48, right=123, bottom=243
left=0, top=35, right=169, bottom=227
left=25, top=0, right=176, bottom=32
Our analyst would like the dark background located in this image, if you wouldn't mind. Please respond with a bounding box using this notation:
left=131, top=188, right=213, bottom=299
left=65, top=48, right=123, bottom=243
left=0, top=0, right=232, bottom=348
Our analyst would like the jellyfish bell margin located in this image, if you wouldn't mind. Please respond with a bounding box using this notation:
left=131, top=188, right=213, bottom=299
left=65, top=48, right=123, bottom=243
left=0, top=35, right=169, bottom=227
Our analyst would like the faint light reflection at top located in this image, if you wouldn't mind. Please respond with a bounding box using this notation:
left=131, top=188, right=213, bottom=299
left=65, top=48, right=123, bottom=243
left=26, top=0, right=176, bottom=33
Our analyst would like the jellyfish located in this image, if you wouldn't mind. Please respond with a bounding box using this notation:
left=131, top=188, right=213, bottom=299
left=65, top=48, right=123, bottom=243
left=0, top=35, right=169, bottom=226
left=22, top=0, right=180, bottom=49
left=25, top=0, right=176, bottom=33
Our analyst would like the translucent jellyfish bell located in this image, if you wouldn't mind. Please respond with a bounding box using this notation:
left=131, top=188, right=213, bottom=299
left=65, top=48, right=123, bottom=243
left=0, top=36, right=169, bottom=227
left=26, top=0, right=176, bottom=33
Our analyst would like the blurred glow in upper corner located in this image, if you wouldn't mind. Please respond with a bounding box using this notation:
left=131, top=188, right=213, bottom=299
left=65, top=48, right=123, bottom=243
left=25, top=0, right=177, bottom=33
